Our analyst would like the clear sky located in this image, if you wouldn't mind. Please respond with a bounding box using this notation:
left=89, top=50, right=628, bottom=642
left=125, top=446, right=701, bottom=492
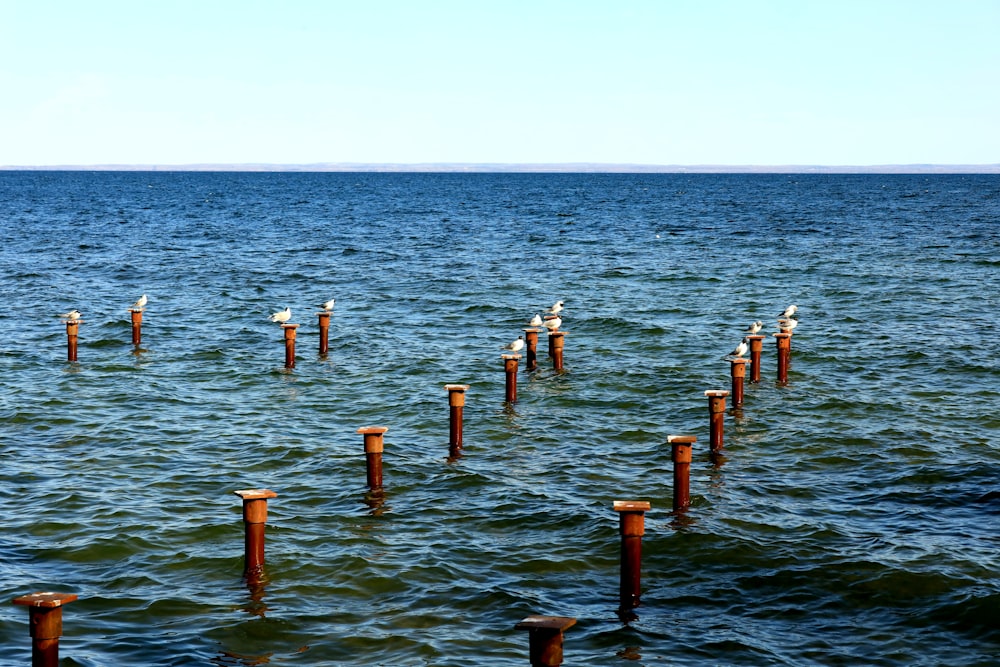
left=1, top=0, right=998, bottom=166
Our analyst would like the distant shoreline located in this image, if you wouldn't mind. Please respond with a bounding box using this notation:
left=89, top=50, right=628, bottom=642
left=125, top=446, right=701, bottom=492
left=2, top=162, right=999, bottom=174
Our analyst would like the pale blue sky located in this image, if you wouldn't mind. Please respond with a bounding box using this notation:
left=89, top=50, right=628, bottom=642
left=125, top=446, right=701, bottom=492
left=1, top=0, right=997, bottom=166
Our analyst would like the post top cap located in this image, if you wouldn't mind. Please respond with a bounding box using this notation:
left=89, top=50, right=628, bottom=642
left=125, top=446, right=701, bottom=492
left=501, top=353, right=522, bottom=360
left=704, top=390, right=731, bottom=397
left=729, top=357, right=750, bottom=364
left=667, top=435, right=697, bottom=444
left=548, top=329, right=567, bottom=336
left=12, top=592, right=78, bottom=608
left=522, top=327, right=543, bottom=333
left=316, top=310, right=332, bottom=315
left=745, top=334, right=767, bottom=340
left=356, top=426, right=389, bottom=435
left=280, top=323, right=300, bottom=329
left=233, top=489, right=278, bottom=500
left=613, top=500, right=651, bottom=512
left=515, top=615, right=577, bottom=631
left=772, top=332, right=792, bottom=338
left=443, top=384, right=470, bottom=392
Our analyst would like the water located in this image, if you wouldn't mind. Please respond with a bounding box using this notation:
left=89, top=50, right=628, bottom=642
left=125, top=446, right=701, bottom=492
left=0, top=171, right=998, bottom=666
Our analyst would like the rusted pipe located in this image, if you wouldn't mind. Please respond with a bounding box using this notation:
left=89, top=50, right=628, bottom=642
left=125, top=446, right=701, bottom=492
left=12, top=592, right=78, bottom=667
left=746, top=335, right=765, bottom=383
left=549, top=331, right=566, bottom=371
left=705, top=390, right=729, bottom=455
left=730, top=358, right=749, bottom=406
left=282, top=323, right=298, bottom=369
left=774, top=332, right=792, bottom=384
left=668, top=435, right=696, bottom=511
left=316, top=311, right=330, bottom=356
left=502, top=353, right=520, bottom=404
left=523, top=328, right=541, bottom=371
left=65, top=320, right=79, bottom=362
left=444, top=384, right=470, bottom=458
left=613, top=500, right=651, bottom=613
left=129, top=309, right=143, bottom=346
left=233, top=489, right=278, bottom=579
left=515, top=615, right=577, bottom=667
left=357, top=426, right=389, bottom=492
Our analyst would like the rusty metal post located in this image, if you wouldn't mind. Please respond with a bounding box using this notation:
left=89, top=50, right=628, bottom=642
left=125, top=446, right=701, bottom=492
left=523, top=328, right=541, bottom=371
left=281, top=323, right=298, bottom=369
left=234, top=489, right=277, bottom=579
left=747, top=335, right=765, bottom=383
left=668, top=435, right=696, bottom=511
left=65, top=320, right=79, bottom=362
left=705, top=390, right=729, bottom=455
left=12, top=592, right=78, bottom=667
left=129, top=309, right=143, bottom=346
left=358, top=426, right=389, bottom=492
left=774, top=332, right=792, bottom=384
left=502, top=353, right=520, bottom=403
left=316, top=311, right=330, bottom=356
left=444, top=384, right=470, bottom=457
left=515, top=615, right=577, bottom=667
left=613, top=500, right=650, bottom=613
left=730, top=358, right=749, bottom=406
left=550, top=330, right=566, bottom=371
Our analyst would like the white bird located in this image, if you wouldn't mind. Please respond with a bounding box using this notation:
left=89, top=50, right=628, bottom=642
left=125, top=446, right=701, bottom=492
left=501, top=335, right=525, bottom=352
left=548, top=300, right=565, bottom=315
left=778, top=318, right=799, bottom=332
left=268, top=307, right=292, bottom=323
left=543, top=316, right=562, bottom=332
left=725, top=337, right=749, bottom=359
left=60, top=309, right=82, bottom=321
left=131, top=294, right=147, bottom=310
left=318, top=299, right=336, bottom=312
left=528, top=313, right=543, bottom=328
left=779, top=305, right=798, bottom=318
left=745, top=320, right=763, bottom=334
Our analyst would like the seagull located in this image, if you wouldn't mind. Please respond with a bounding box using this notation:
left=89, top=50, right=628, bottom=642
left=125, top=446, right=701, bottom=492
left=543, top=316, right=562, bottom=332
left=725, top=337, right=749, bottom=359
left=318, top=299, right=336, bottom=312
left=130, top=294, right=147, bottom=310
left=745, top=320, right=763, bottom=335
left=528, top=313, right=543, bottom=328
left=501, top=335, right=525, bottom=353
left=547, top=300, right=565, bottom=315
left=268, top=307, right=292, bottom=324
left=779, top=305, right=798, bottom=318
left=778, top=318, right=798, bottom=333
left=60, top=309, right=82, bottom=321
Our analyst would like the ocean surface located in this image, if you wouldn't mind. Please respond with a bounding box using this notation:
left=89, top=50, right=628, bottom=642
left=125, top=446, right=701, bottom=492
left=0, top=171, right=997, bottom=666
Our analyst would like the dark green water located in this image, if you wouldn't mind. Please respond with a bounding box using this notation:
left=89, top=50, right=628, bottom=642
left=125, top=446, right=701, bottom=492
left=0, top=172, right=998, bottom=665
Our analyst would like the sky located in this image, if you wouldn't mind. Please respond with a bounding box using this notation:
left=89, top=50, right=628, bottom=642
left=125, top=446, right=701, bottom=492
left=1, top=0, right=998, bottom=167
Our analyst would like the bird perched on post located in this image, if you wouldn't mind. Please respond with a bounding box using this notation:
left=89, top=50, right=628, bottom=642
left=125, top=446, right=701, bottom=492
left=130, top=294, right=147, bottom=311
left=318, top=299, right=335, bottom=312
left=268, top=307, right=292, bottom=324
left=745, top=320, right=763, bottom=335
left=724, top=337, right=749, bottom=359
left=543, top=316, right=562, bottom=332
left=60, top=309, right=82, bottom=321
left=501, top=335, right=525, bottom=353
left=547, top=300, right=565, bottom=315
left=528, top=313, right=542, bottom=328
left=779, top=305, right=798, bottom=319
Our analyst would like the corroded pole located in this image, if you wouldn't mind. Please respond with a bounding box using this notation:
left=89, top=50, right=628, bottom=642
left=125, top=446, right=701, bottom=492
left=129, top=308, right=143, bottom=346
left=358, top=426, right=389, bottom=492
left=502, top=353, right=520, bottom=403
left=444, top=384, right=470, bottom=457
left=65, top=320, right=79, bottom=362
left=282, top=323, right=299, bottom=369
left=729, top=358, right=749, bottom=406
left=523, top=328, right=541, bottom=371
left=774, top=332, right=792, bottom=384
left=316, top=311, right=330, bottom=356
left=705, top=390, right=730, bottom=455
left=747, top=335, right=765, bottom=383
left=668, top=435, right=696, bottom=511
left=12, top=592, right=78, bottom=667
left=614, top=500, right=651, bottom=613
left=515, top=615, right=577, bottom=667
left=550, top=331, right=566, bottom=371
left=234, top=489, right=278, bottom=579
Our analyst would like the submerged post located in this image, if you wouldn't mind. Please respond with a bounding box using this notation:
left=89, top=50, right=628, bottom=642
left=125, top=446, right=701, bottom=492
left=317, top=311, right=331, bottom=356
left=444, top=384, right=470, bottom=458
left=502, top=353, right=520, bottom=404
left=550, top=330, right=566, bottom=371
left=668, top=435, right=696, bottom=511
left=730, top=358, right=749, bottom=406
left=282, top=323, right=299, bottom=369
left=12, top=591, right=78, bottom=667
left=515, top=615, right=577, bottom=667
left=705, top=390, right=729, bottom=455
left=233, top=489, right=278, bottom=579
left=523, top=328, right=541, bottom=371
left=65, top=320, right=80, bottom=362
left=129, top=308, right=143, bottom=346
left=613, top=500, right=651, bottom=614
left=747, top=335, right=765, bottom=384
left=357, top=426, right=389, bottom=492
left=774, top=332, right=792, bottom=384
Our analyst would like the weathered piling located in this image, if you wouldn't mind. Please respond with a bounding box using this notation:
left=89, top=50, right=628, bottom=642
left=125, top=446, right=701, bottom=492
left=668, top=435, right=696, bottom=511
left=515, top=615, right=577, bottom=667
left=357, top=426, right=389, bottom=492
left=774, top=332, right=792, bottom=384
left=549, top=330, right=566, bottom=371
left=747, top=335, right=766, bottom=383
left=316, top=311, right=331, bottom=356
left=705, top=390, right=730, bottom=455
left=65, top=320, right=79, bottom=362
left=12, top=592, right=78, bottom=667
left=613, top=500, right=651, bottom=613
left=523, top=328, right=541, bottom=371
left=282, top=323, right=299, bottom=369
left=502, top=353, right=520, bottom=403
left=129, top=308, right=143, bottom=346
left=444, top=384, right=470, bottom=458
left=729, top=358, right=749, bottom=406
left=233, top=489, right=278, bottom=579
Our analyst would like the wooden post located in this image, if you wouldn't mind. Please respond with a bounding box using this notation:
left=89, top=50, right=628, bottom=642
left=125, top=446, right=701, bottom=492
left=613, top=500, right=650, bottom=613
left=523, top=328, right=541, bottom=371
left=12, top=592, right=78, bottom=667
left=746, top=335, right=765, bottom=384
left=668, top=435, right=696, bottom=511
left=774, top=332, right=792, bottom=384
left=550, top=331, right=566, bottom=371
left=282, top=323, right=298, bottom=369
left=515, top=615, right=577, bottom=667
left=357, top=426, right=389, bottom=492
left=233, top=489, right=278, bottom=579
left=705, top=390, right=729, bottom=455
left=444, top=384, right=470, bottom=458
left=317, top=311, right=330, bottom=356
left=502, top=354, right=520, bottom=404
left=129, top=309, right=143, bottom=346
left=65, top=320, right=79, bottom=362
left=730, top=358, right=749, bottom=406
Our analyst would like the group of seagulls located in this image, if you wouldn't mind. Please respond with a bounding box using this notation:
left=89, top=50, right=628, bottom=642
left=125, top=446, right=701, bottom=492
left=501, top=300, right=565, bottom=352
left=267, top=298, right=336, bottom=325
left=723, top=304, right=800, bottom=359
left=58, top=293, right=149, bottom=322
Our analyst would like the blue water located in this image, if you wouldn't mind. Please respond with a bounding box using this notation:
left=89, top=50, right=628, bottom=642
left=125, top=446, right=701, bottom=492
left=0, top=171, right=998, bottom=665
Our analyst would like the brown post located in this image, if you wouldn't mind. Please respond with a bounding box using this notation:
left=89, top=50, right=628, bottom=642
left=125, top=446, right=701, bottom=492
left=774, top=332, right=792, bottom=384
left=550, top=331, right=566, bottom=371
left=12, top=592, right=78, bottom=667
left=233, top=489, right=278, bottom=579
left=444, top=384, right=470, bottom=457
left=129, top=309, right=143, bottom=346
left=316, top=312, right=330, bottom=356
left=523, top=328, right=541, bottom=371
left=746, top=335, right=765, bottom=384
left=282, top=323, right=298, bottom=369
left=729, top=358, right=749, bottom=406
left=515, top=615, right=577, bottom=667
left=65, top=320, right=79, bottom=362
left=357, top=426, right=389, bottom=492
left=502, top=354, right=520, bottom=403
left=668, top=435, right=696, bottom=511
left=705, top=390, right=730, bottom=454
left=613, top=500, right=650, bottom=613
